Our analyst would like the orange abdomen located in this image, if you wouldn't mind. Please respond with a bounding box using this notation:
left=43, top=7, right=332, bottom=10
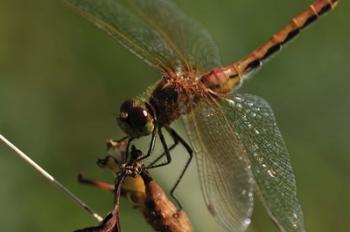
left=201, top=0, right=338, bottom=95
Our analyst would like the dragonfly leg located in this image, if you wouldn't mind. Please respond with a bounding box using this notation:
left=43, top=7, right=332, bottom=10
left=150, top=128, right=172, bottom=168
left=148, top=126, right=193, bottom=209
left=147, top=132, right=179, bottom=167
left=165, top=126, right=193, bottom=210
left=116, top=135, right=129, bottom=143
left=156, top=128, right=188, bottom=209
left=139, top=127, right=157, bottom=161
left=77, top=173, right=115, bottom=192
left=125, top=137, right=135, bottom=161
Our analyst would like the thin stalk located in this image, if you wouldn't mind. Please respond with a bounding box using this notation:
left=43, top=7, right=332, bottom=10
left=0, top=133, right=103, bottom=222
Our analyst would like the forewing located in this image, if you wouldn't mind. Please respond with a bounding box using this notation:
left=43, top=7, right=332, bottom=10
left=223, top=94, right=305, bottom=232
left=182, top=101, right=254, bottom=232
left=66, top=0, right=221, bottom=73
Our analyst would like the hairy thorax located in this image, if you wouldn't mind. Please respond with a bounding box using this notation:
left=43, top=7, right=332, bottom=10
left=149, top=75, right=207, bottom=126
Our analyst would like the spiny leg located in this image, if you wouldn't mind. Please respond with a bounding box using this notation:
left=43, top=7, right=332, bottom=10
left=125, top=137, right=134, bottom=161
left=139, top=127, right=157, bottom=161
left=147, top=126, right=193, bottom=209
left=165, top=126, right=193, bottom=210
left=155, top=127, right=193, bottom=209
left=150, top=128, right=172, bottom=169
left=116, top=135, right=129, bottom=143
left=147, top=130, right=179, bottom=168
left=147, top=142, right=178, bottom=167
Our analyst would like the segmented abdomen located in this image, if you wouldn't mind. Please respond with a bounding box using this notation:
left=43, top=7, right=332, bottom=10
left=201, top=0, right=338, bottom=95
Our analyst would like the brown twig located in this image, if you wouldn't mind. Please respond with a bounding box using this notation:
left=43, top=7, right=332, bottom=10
left=75, top=139, right=193, bottom=232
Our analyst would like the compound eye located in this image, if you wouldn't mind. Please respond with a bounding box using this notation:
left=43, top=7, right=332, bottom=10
left=120, top=99, right=138, bottom=113
left=117, top=99, right=154, bottom=137
left=128, top=107, right=149, bottom=128
left=119, top=99, right=144, bottom=123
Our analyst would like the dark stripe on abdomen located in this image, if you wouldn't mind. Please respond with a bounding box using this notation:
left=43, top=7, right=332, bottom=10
left=319, top=3, right=332, bottom=16
left=262, top=43, right=281, bottom=61
left=244, top=59, right=261, bottom=73
left=230, top=0, right=338, bottom=79
left=282, top=28, right=301, bottom=46
left=301, top=14, right=318, bottom=30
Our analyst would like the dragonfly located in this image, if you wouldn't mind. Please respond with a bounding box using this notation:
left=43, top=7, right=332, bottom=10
left=66, top=0, right=338, bottom=231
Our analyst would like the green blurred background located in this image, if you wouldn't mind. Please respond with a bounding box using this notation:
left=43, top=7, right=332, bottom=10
left=1, top=0, right=349, bottom=231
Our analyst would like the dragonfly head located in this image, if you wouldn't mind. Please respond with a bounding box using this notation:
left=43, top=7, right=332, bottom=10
left=117, top=99, right=155, bottom=138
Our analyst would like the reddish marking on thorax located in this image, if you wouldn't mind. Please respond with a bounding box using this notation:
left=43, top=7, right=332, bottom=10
left=148, top=0, right=338, bottom=123
left=149, top=73, right=208, bottom=126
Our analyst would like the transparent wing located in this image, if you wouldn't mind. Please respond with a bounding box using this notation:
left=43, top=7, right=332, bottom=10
left=66, top=0, right=222, bottom=74
left=182, top=100, right=255, bottom=232
left=222, top=94, right=305, bottom=232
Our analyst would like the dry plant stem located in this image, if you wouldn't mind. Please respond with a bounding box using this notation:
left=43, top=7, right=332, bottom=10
left=76, top=140, right=193, bottom=232
left=78, top=171, right=194, bottom=232
left=0, top=133, right=103, bottom=222
left=75, top=175, right=126, bottom=232
left=113, top=174, right=126, bottom=232
left=141, top=170, right=193, bottom=232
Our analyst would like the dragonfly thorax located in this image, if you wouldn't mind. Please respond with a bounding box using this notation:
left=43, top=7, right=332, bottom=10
left=149, top=78, right=205, bottom=126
